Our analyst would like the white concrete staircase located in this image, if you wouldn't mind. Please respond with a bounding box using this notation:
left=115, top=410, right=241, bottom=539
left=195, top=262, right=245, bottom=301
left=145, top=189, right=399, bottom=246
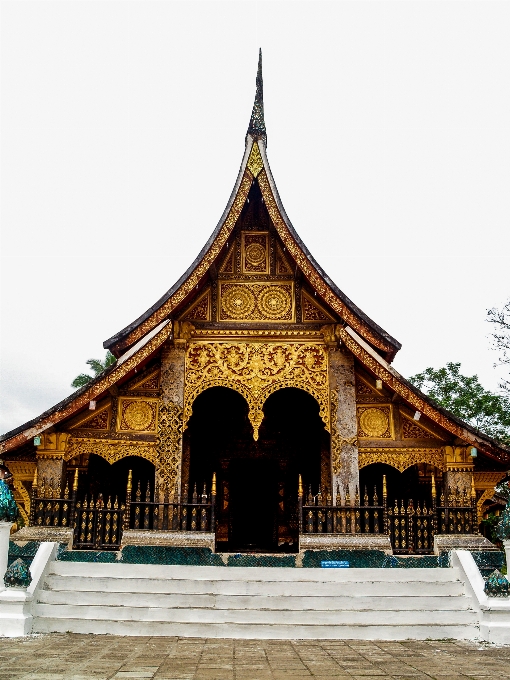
left=32, top=561, right=479, bottom=640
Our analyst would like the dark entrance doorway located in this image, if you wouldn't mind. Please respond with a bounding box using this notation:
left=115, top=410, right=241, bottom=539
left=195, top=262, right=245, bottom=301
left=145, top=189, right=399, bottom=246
left=186, top=386, right=327, bottom=553
left=229, top=459, right=278, bottom=551
left=78, top=454, right=155, bottom=510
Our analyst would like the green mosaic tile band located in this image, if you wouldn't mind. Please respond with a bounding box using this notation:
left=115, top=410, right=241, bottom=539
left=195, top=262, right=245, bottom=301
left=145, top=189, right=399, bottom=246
left=471, top=550, right=505, bottom=580
left=227, top=554, right=296, bottom=567
left=120, top=546, right=225, bottom=566
left=8, top=540, right=41, bottom=569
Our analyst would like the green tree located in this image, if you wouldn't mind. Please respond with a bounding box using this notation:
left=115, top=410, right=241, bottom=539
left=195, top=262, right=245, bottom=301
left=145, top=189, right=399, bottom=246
left=408, top=362, right=510, bottom=445
left=71, top=351, right=116, bottom=388
left=488, top=299, right=510, bottom=396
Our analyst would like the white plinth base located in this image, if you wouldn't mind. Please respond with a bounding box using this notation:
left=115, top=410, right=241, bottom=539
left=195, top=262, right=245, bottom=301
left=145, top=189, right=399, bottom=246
left=299, top=533, right=392, bottom=553
left=0, top=522, right=13, bottom=591
left=121, top=531, right=215, bottom=550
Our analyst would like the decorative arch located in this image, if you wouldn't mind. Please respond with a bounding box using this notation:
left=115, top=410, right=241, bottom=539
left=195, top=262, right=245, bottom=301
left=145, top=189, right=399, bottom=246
left=184, top=342, right=330, bottom=440
left=358, top=448, right=446, bottom=473
left=66, top=437, right=159, bottom=467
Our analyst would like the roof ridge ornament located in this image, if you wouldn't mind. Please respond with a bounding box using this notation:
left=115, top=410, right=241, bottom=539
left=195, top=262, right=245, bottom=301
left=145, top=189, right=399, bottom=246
left=246, top=48, right=267, bottom=146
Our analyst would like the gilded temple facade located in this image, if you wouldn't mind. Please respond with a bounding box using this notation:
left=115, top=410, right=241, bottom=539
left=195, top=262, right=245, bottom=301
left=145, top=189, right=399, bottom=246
left=2, top=53, right=509, bottom=554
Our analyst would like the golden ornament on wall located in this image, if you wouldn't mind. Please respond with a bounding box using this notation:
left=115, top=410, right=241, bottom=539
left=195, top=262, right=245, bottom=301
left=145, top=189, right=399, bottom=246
left=358, top=407, right=391, bottom=438
left=258, top=287, right=292, bottom=319
left=219, top=282, right=294, bottom=322
left=184, top=341, right=329, bottom=440
left=117, top=398, right=158, bottom=433
left=245, top=242, right=266, bottom=267
left=221, top=285, right=257, bottom=318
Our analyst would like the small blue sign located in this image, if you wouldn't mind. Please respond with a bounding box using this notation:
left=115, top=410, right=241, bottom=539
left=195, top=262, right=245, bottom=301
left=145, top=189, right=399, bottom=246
left=321, top=560, right=349, bottom=568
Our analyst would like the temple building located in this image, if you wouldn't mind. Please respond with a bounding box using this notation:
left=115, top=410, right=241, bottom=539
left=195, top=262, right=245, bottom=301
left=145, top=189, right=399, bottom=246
left=1, top=52, right=509, bottom=555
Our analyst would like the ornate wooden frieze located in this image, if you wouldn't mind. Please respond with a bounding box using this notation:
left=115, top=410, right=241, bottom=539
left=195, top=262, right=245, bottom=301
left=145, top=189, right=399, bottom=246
left=218, top=281, right=295, bottom=322
left=401, top=414, right=440, bottom=439
left=358, top=447, right=445, bottom=473
left=66, top=437, right=158, bottom=466
left=116, top=398, right=159, bottom=433
left=70, top=403, right=111, bottom=431
left=241, top=231, right=269, bottom=274
left=276, top=243, right=292, bottom=275
left=180, top=288, right=211, bottom=322
left=184, top=342, right=330, bottom=440
left=125, top=367, right=160, bottom=392
left=357, top=406, right=393, bottom=439
left=301, top=290, right=336, bottom=323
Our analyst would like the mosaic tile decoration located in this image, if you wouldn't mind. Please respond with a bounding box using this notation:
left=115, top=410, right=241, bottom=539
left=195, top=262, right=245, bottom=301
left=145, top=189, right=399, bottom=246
left=8, top=540, right=41, bottom=569
left=471, top=550, right=505, bottom=580
left=58, top=550, right=117, bottom=563
left=120, top=546, right=225, bottom=566
left=227, top=554, right=296, bottom=568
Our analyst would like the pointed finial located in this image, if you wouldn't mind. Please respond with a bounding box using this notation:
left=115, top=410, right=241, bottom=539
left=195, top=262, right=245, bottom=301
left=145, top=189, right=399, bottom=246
left=247, top=49, right=267, bottom=146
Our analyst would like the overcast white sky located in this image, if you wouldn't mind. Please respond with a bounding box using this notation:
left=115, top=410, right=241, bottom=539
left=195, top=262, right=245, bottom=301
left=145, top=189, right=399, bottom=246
left=1, top=1, right=509, bottom=436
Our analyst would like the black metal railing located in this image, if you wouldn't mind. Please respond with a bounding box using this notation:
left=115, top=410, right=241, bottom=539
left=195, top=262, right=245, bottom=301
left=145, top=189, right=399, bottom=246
left=29, top=469, right=217, bottom=550
left=299, top=474, right=477, bottom=554
left=125, top=478, right=216, bottom=533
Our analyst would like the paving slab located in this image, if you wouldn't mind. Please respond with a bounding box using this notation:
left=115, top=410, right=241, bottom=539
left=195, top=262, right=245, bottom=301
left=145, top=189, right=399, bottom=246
left=0, top=635, right=509, bottom=679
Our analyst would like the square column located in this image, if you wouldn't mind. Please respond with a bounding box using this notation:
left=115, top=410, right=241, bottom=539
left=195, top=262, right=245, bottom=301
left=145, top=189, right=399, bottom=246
left=157, top=339, right=186, bottom=496
left=329, top=348, right=359, bottom=504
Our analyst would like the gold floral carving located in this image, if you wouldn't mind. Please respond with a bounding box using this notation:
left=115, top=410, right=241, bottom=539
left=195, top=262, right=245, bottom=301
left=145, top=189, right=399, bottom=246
left=71, top=406, right=110, bottom=431
left=219, top=282, right=294, bottom=322
left=256, top=169, right=395, bottom=356
left=242, top=232, right=269, bottom=274
left=358, top=448, right=445, bottom=473
left=402, top=416, right=433, bottom=439
left=357, top=407, right=392, bottom=438
left=65, top=437, right=158, bottom=465
left=301, top=291, right=335, bottom=323
left=276, top=244, right=292, bottom=275
left=127, top=368, right=160, bottom=391
left=180, top=289, right=211, bottom=322
left=117, top=398, right=158, bottom=433
left=157, top=402, right=183, bottom=491
left=184, top=342, right=330, bottom=440
left=247, top=142, right=264, bottom=178
left=112, top=171, right=253, bottom=354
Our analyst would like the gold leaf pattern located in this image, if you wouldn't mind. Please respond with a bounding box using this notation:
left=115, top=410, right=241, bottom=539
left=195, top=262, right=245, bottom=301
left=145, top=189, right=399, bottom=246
left=184, top=342, right=330, bottom=440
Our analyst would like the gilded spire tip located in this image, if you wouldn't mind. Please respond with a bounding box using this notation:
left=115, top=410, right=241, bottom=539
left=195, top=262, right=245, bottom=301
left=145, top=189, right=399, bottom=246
left=247, top=48, right=266, bottom=146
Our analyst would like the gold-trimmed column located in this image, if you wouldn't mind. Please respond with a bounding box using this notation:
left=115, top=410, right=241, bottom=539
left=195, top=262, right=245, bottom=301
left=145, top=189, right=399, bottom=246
left=444, top=446, right=475, bottom=496
left=35, top=433, right=70, bottom=489
left=329, top=348, right=359, bottom=503
left=157, top=338, right=185, bottom=495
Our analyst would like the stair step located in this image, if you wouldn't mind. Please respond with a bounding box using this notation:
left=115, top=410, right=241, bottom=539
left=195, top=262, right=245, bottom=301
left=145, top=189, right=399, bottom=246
left=43, top=576, right=466, bottom=597
left=37, top=589, right=473, bottom=611
left=32, top=617, right=480, bottom=640
left=32, top=602, right=477, bottom=625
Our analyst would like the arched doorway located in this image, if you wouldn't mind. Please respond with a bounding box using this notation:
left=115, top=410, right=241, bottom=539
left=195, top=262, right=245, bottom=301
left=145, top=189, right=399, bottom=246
left=81, top=454, right=155, bottom=510
left=185, top=386, right=326, bottom=552
left=359, top=462, right=444, bottom=506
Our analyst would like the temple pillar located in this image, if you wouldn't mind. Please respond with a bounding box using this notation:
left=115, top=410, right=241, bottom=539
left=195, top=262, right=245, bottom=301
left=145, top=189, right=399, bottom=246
left=444, top=446, right=475, bottom=497
left=329, top=348, right=359, bottom=504
left=157, top=337, right=186, bottom=496
left=35, top=433, right=70, bottom=491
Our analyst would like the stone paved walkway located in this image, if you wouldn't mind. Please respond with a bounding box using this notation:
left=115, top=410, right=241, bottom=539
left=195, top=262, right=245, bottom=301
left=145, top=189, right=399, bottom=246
left=0, top=635, right=509, bottom=680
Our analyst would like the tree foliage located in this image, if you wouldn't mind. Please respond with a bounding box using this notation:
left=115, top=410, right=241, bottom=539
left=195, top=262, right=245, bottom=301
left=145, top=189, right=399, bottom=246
left=488, top=299, right=510, bottom=396
left=71, top=351, right=116, bottom=388
left=408, top=362, right=510, bottom=445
